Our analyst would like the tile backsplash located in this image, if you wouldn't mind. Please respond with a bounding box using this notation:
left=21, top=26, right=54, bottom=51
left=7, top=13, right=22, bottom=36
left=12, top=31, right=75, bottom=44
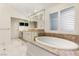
left=38, top=32, right=79, bottom=44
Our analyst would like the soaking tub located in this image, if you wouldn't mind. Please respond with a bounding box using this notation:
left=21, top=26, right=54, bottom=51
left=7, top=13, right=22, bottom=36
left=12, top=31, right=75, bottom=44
left=35, top=36, right=79, bottom=50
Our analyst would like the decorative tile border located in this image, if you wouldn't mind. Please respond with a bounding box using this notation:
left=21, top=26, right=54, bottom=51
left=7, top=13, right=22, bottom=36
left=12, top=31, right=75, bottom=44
left=38, top=32, right=79, bottom=44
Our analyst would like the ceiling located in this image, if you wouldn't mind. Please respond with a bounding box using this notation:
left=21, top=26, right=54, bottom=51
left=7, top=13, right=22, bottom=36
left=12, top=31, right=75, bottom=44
left=9, top=3, right=56, bottom=17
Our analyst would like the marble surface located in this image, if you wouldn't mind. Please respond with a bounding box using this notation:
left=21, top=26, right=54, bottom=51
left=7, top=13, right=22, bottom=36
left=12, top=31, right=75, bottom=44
left=21, top=38, right=79, bottom=56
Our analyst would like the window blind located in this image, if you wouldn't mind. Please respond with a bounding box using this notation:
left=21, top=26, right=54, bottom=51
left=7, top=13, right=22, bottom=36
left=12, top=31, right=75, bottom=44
left=50, top=12, right=58, bottom=30
left=60, top=7, right=75, bottom=32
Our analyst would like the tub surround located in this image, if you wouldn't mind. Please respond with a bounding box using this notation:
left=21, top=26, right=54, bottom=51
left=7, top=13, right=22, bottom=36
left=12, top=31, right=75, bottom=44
left=21, top=38, right=58, bottom=56
left=38, top=32, right=79, bottom=44
left=22, top=36, right=79, bottom=56
left=35, top=36, right=79, bottom=50
left=22, top=31, right=79, bottom=56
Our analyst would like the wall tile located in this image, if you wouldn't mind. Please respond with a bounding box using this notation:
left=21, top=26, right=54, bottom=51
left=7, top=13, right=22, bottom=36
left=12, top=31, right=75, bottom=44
left=38, top=32, right=79, bottom=44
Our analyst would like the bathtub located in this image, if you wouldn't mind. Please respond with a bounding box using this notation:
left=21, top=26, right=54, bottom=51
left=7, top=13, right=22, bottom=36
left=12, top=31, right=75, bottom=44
left=35, top=36, right=79, bottom=50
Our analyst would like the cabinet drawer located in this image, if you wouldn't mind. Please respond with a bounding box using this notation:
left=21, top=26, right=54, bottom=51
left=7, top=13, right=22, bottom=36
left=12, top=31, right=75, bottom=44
left=23, top=32, right=32, bottom=41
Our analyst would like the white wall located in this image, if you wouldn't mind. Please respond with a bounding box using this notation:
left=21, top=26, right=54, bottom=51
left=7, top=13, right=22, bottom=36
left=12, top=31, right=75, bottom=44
left=0, top=4, right=26, bottom=29
left=45, top=3, right=79, bottom=35
left=0, top=4, right=27, bottom=55
left=0, top=4, right=26, bottom=42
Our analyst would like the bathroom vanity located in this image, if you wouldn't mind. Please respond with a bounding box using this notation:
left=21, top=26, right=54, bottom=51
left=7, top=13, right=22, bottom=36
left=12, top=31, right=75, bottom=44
left=23, top=29, right=44, bottom=41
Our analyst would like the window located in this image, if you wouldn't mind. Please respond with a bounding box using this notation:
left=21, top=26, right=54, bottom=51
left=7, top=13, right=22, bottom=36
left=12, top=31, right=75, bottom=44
left=50, top=7, right=75, bottom=32
left=50, top=12, right=58, bottom=30
left=60, top=7, right=75, bottom=32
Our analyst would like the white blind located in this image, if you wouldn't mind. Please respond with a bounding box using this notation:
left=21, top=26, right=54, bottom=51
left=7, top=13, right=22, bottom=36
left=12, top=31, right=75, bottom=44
left=50, top=12, right=58, bottom=30
left=60, top=7, right=75, bottom=32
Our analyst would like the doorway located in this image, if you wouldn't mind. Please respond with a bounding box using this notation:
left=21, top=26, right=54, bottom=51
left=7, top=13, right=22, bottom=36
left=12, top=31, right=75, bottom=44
left=11, top=17, right=19, bottom=39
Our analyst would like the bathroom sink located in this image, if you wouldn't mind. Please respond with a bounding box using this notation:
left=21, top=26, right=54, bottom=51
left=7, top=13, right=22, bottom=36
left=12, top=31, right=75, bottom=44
left=35, top=36, right=79, bottom=50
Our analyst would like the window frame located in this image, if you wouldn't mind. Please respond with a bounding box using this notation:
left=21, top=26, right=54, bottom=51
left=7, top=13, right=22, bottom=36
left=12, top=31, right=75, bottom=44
left=60, top=7, right=75, bottom=32
left=49, top=6, right=76, bottom=34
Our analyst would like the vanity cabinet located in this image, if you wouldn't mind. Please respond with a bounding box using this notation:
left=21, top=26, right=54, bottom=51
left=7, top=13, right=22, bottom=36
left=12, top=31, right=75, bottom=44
left=23, top=32, right=32, bottom=41
left=27, top=42, right=56, bottom=56
left=23, top=31, right=38, bottom=42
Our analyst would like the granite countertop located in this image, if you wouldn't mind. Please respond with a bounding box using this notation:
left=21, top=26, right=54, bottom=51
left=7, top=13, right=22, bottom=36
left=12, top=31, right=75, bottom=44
left=24, top=28, right=44, bottom=32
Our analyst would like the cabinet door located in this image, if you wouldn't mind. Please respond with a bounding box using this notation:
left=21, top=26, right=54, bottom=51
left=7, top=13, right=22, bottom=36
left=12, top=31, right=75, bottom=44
left=11, top=19, right=19, bottom=39
left=23, top=32, right=32, bottom=41
left=27, top=42, right=56, bottom=56
left=31, top=32, right=38, bottom=41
